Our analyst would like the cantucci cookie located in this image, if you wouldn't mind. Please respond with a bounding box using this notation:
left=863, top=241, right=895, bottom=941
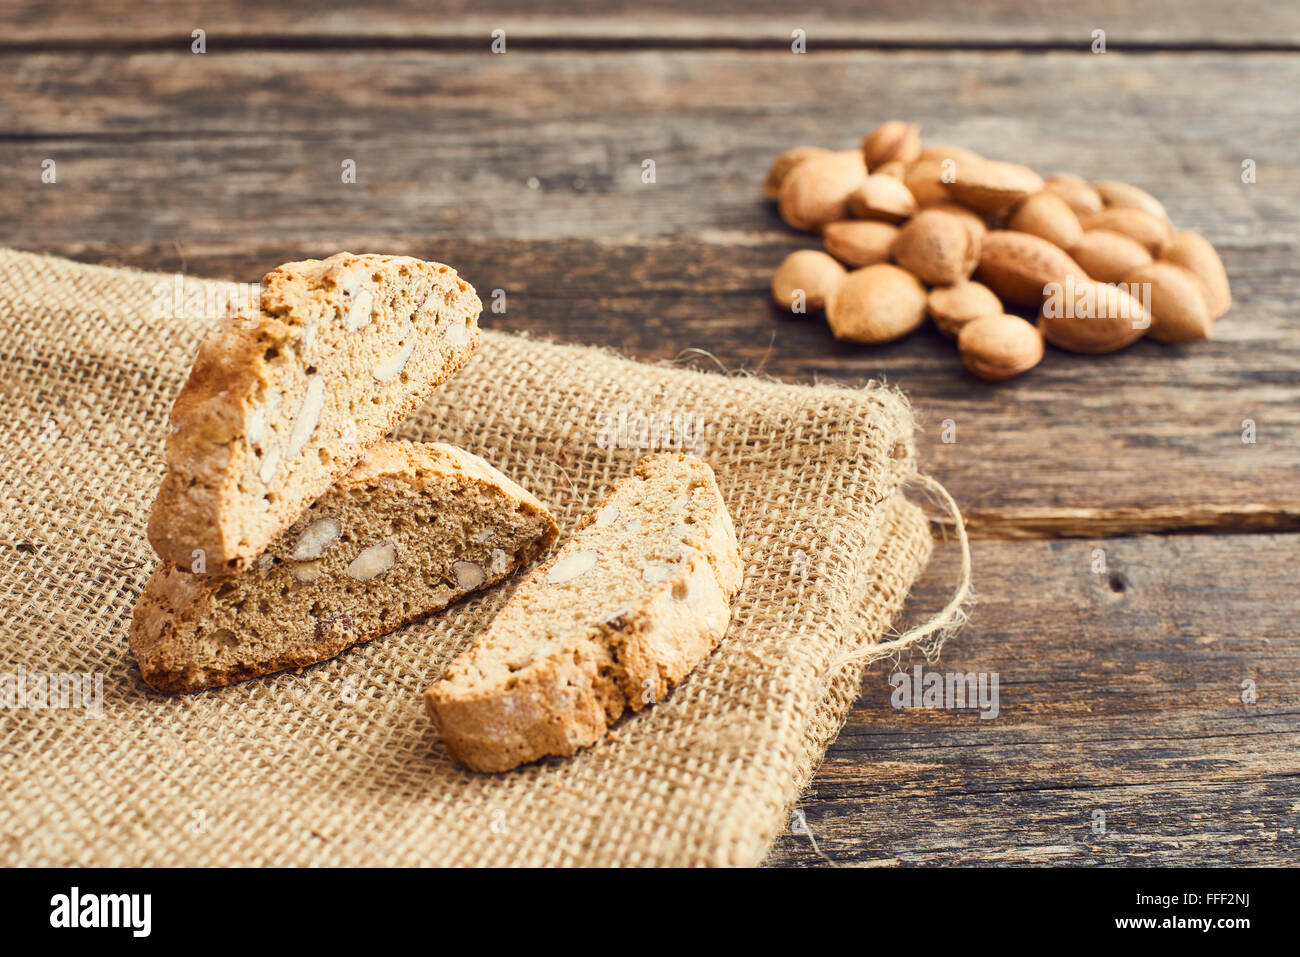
left=147, top=252, right=482, bottom=574
left=131, top=441, right=557, bottom=694
left=425, top=453, right=743, bottom=773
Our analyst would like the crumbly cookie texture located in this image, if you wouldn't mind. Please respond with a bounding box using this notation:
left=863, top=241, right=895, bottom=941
left=425, top=452, right=744, bottom=773
left=131, top=441, right=557, bottom=694
left=147, top=253, right=482, bottom=575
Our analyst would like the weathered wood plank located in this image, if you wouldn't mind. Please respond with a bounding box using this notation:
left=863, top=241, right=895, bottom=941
left=765, top=531, right=1300, bottom=865
left=11, top=230, right=1298, bottom=538
left=1, top=1, right=1297, bottom=48
left=1, top=50, right=1296, bottom=540
left=2, top=51, right=1295, bottom=244
left=0, top=35, right=1294, bottom=869
left=1, top=49, right=1296, bottom=537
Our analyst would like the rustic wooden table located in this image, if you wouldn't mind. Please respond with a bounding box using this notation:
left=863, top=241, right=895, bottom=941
left=3, top=1, right=1296, bottom=866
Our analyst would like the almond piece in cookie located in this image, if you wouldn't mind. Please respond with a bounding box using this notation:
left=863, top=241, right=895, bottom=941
left=131, top=441, right=557, bottom=694
left=147, top=253, right=482, bottom=575
left=425, top=453, right=743, bottom=773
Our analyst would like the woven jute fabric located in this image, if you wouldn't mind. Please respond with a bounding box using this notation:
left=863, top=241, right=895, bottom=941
left=0, top=248, right=934, bottom=867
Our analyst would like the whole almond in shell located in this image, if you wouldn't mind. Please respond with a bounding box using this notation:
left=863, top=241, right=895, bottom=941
left=918, top=144, right=984, bottom=167
left=875, top=160, right=906, bottom=180
left=1124, top=261, right=1212, bottom=343
left=1039, top=278, right=1148, bottom=354
left=922, top=201, right=988, bottom=237
left=764, top=145, right=830, bottom=199
left=771, top=249, right=847, bottom=312
left=826, top=263, right=927, bottom=344
left=823, top=220, right=899, bottom=268
left=1081, top=207, right=1170, bottom=254
left=1043, top=173, right=1104, bottom=216
left=1093, top=180, right=1169, bottom=222
left=958, top=313, right=1045, bottom=381
left=847, top=174, right=917, bottom=223
left=1158, top=231, right=1231, bottom=318
left=891, top=208, right=981, bottom=286
left=1068, top=229, right=1153, bottom=284
left=947, top=159, right=1045, bottom=211
left=1007, top=191, right=1084, bottom=249
left=778, top=150, right=868, bottom=232
left=976, top=230, right=1090, bottom=307
left=928, top=280, right=1003, bottom=337
left=861, top=120, right=922, bottom=168
left=903, top=159, right=953, bottom=207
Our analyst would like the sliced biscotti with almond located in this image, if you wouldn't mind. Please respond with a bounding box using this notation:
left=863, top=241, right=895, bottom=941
left=131, top=441, right=556, bottom=694
left=147, top=252, right=482, bottom=575
left=425, top=452, right=743, bottom=773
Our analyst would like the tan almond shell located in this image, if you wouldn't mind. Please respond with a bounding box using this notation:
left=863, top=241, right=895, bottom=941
left=921, top=201, right=989, bottom=237
left=822, top=220, right=899, bottom=268
left=917, top=144, right=985, bottom=167
left=1006, top=191, right=1084, bottom=250
left=763, top=146, right=832, bottom=199
left=1068, top=229, right=1153, bottom=284
left=771, top=249, right=847, bottom=311
left=902, top=158, right=954, bottom=207
left=958, top=313, right=1045, bottom=381
left=874, top=160, right=907, bottom=180
left=1158, top=231, right=1231, bottom=318
left=976, top=230, right=1090, bottom=307
left=927, top=281, right=1004, bottom=337
left=1124, top=261, right=1212, bottom=344
left=825, top=263, right=927, bottom=344
left=778, top=150, right=869, bottom=232
left=1043, top=174, right=1105, bottom=216
left=1093, top=180, right=1170, bottom=222
left=1039, top=279, right=1149, bottom=354
left=861, top=120, right=922, bottom=168
left=947, top=160, right=1045, bottom=212
left=1081, top=207, right=1171, bottom=254
left=891, top=209, right=981, bottom=286
left=847, top=174, right=918, bottom=223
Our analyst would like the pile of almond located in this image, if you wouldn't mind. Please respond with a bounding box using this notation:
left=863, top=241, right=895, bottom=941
left=766, top=121, right=1231, bottom=381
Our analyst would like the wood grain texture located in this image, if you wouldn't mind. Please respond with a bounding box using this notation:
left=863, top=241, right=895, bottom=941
left=2, top=1, right=1298, bottom=48
left=1, top=51, right=1296, bottom=538
left=766, top=531, right=1300, bottom=865
left=5, top=227, right=1296, bottom=537
left=3, top=50, right=1296, bottom=240
left=0, top=21, right=1294, bottom=868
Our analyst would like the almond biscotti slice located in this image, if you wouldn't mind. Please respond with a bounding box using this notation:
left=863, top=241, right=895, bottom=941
left=147, top=252, right=482, bottom=575
left=425, top=453, right=744, bottom=773
left=131, top=441, right=557, bottom=694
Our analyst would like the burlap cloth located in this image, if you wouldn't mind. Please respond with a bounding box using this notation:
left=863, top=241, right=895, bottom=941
left=0, top=248, right=948, bottom=867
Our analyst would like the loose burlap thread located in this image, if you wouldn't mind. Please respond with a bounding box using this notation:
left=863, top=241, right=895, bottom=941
left=0, top=248, right=952, bottom=867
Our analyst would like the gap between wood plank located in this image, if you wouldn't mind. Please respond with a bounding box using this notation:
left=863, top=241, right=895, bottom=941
left=934, top=503, right=1300, bottom=540
left=2, top=35, right=1299, bottom=55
